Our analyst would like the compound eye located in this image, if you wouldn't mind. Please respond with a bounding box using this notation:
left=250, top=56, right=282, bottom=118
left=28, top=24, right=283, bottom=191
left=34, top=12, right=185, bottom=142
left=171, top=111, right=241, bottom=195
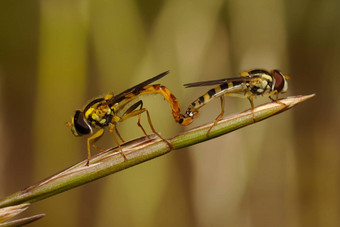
left=73, top=110, right=92, bottom=135
left=272, top=70, right=285, bottom=92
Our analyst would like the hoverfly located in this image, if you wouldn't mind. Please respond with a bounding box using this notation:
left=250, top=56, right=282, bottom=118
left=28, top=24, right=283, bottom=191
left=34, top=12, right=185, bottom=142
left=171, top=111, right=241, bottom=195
left=182, top=69, right=289, bottom=134
left=67, top=71, right=192, bottom=165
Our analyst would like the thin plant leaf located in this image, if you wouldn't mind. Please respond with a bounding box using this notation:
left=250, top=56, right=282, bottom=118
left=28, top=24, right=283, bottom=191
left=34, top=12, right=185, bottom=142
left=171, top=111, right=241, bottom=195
left=0, top=214, right=45, bottom=227
left=0, top=94, right=314, bottom=208
left=0, top=203, right=29, bottom=223
left=0, top=203, right=45, bottom=227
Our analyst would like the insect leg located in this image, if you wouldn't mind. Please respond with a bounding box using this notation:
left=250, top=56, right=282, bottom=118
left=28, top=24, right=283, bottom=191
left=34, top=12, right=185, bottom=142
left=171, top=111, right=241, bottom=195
left=120, top=107, right=173, bottom=150
left=144, top=108, right=173, bottom=150
left=121, top=100, right=150, bottom=139
left=207, top=96, right=225, bottom=136
left=86, top=128, right=104, bottom=166
left=109, top=124, right=128, bottom=161
left=268, top=90, right=286, bottom=106
left=268, top=90, right=278, bottom=102
left=115, top=127, right=125, bottom=143
left=136, top=104, right=149, bottom=139
left=247, top=95, right=256, bottom=122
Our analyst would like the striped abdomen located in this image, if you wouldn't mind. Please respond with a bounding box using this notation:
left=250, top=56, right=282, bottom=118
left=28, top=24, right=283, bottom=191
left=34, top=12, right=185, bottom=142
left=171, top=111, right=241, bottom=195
left=116, top=84, right=193, bottom=126
left=183, top=81, right=244, bottom=120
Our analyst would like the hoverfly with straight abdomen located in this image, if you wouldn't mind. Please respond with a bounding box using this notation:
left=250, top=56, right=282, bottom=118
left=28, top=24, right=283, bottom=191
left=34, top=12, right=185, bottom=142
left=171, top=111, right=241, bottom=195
left=67, top=71, right=192, bottom=165
left=181, top=69, right=290, bottom=134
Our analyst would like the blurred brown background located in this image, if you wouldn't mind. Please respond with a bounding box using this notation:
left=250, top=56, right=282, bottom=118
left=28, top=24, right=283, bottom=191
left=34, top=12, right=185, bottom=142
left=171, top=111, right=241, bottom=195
left=0, top=0, right=339, bottom=226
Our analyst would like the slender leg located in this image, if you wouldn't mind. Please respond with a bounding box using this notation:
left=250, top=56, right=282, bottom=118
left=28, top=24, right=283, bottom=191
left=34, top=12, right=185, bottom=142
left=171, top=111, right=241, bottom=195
left=144, top=108, right=173, bottom=149
left=268, top=90, right=286, bottom=106
left=135, top=102, right=151, bottom=139
left=121, top=100, right=150, bottom=139
left=86, top=128, right=104, bottom=166
left=248, top=95, right=256, bottom=122
left=268, top=90, right=278, bottom=102
left=207, top=96, right=225, bottom=136
left=109, top=124, right=128, bottom=161
left=137, top=114, right=150, bottom=139
left=120, top=107, right=173, bottom=150
left=91, top=143, right=104, bottom=152
left=114, top=126, right=125, bottom=143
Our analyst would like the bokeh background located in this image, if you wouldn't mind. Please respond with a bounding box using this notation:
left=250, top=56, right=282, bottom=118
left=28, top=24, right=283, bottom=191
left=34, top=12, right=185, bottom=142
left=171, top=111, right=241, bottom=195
left=0, top=0, right=339, bottom=226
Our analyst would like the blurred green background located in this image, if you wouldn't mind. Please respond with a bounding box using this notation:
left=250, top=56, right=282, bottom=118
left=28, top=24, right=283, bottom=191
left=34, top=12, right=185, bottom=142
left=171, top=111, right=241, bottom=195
left=0, top=0, right=339, bottom=226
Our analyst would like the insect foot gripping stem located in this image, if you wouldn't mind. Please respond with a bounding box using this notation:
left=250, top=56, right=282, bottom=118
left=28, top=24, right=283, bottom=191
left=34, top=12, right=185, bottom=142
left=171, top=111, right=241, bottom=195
left=68, top=71, right=199, bottom=165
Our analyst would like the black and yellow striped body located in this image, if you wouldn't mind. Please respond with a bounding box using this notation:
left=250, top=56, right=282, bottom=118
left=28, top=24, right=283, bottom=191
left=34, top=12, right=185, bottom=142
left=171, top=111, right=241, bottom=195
left=185, top=80, right=245, bottom=119
left=182, top=69, right=289, bottom=125
left=77, top=84, right=191, bottom=134
left=68, top=71, right=191, bottom=165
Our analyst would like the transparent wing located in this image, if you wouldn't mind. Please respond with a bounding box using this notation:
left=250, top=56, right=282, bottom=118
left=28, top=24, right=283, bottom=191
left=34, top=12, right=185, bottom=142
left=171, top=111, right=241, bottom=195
left=108, top=71, right=169, bottom=105
left=183, top=76, right=256, bottom=88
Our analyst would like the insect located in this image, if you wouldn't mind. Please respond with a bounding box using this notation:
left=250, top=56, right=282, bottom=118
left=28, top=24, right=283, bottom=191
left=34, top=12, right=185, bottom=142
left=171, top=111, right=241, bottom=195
left=181, top=69, right=289, bottom=134
left=67, top=71, right=192, bottom=165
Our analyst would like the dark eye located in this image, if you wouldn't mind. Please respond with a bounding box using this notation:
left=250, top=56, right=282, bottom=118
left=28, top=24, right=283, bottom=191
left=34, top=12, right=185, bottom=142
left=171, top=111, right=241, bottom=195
left=272, top=70, right=285, bottom=92
left=74, top=110, right=92, bottom=135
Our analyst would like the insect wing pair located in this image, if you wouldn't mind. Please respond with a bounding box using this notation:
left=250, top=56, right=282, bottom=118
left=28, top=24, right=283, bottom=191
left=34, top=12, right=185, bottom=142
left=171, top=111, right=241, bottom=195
left=68, top=69, right=289, bottom=164
left=182, top=69, right=289, bottom=133
left=68, top=71, right=188, bottom=165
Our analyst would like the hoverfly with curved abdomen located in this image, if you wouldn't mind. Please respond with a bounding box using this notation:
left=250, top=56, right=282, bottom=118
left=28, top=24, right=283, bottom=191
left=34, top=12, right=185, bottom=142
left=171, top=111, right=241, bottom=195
left=67, top=71, right=192, bottom=165
left=181, top=69, right=290, bottom=134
